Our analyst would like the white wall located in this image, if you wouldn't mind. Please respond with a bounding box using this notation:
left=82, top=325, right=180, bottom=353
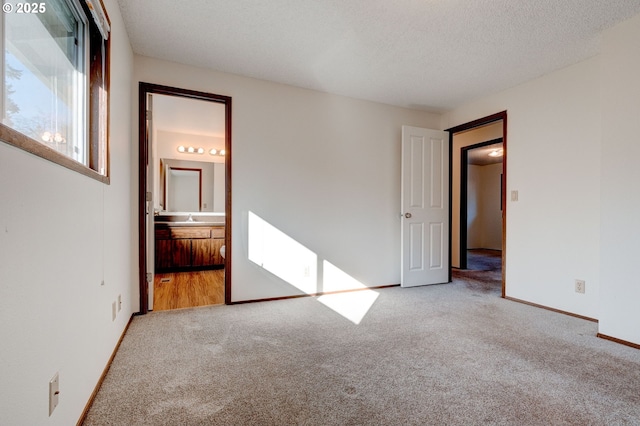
left=442, top=55, right=602, bottom=319
left=134, top=56, right=440, bottom=301
left=599, top=13, right=640, bottom=345
left=156, top=131, right=225, bottom=161
left=451, top=122, right=503, bottom=266
left=213, top=162, right=225, bottom=212
left=479, top=163, right=503, bottom=250
left=467, top=165, right=482, bottom=248
left=467, top=163, right=502, bottom=251
left=0, top=0, right=134, bottom=424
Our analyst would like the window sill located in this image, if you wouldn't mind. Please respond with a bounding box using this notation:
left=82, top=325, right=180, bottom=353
left=0, top=124, right=110, bottom=184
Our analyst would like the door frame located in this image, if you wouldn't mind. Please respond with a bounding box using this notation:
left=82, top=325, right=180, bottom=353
left=460, top=138, right=503, bottom=269
left=138, top=83, right=233, bottom=314
left=446, top=111, right=507, bottom=297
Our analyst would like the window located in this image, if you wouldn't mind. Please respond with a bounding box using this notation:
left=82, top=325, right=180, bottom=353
left=1, top=0, right=110, bottom=182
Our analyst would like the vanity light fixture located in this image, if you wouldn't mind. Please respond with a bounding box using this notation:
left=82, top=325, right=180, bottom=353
left=209, top=148, right=225, bottom=156
left=177, top=146, right=205, bottom=154
left=488, top=149, right=504, bottom=157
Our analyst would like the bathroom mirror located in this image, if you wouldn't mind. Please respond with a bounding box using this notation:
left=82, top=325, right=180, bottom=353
left=160, top=158, right=225, bottom=213
left=166, top=167, right=201, bottom=212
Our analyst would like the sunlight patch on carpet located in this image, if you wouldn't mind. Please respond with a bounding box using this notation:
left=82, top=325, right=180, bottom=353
left=318, top=260, right=379, bottom=324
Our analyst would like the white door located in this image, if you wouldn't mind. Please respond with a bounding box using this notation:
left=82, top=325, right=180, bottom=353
left=401, top=126, right=449, bottom=287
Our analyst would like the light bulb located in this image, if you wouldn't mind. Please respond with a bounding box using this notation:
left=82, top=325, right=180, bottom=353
left=187, top=146, right=195, bottom=153
left=209, top=149, right=217, bottom=155
left=220, top=149, right=226, bottom=156
left=197, top=148, right=204, bottom=154
left=177, top=146, right=186, bottom=153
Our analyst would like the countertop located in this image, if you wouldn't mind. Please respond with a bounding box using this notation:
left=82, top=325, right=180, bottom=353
left=154, top=221, right=225, bottom=227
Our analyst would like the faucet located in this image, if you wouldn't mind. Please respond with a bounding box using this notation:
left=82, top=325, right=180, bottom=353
left=186, top=214, right=194, bottom=222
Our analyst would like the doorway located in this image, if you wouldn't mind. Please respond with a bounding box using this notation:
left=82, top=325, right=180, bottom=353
left=446, top=112, right=507, bottom=297
left=138, top=83, right=232, bottom=314
left=460, top=138, right=503, bottom=269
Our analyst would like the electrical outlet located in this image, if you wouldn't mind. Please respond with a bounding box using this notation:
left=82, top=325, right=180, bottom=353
left=303, top=266, right=310, bottom=277
left=49, top=373, right=59, bottom=416
left=117, top=294, right=122, bottom=312
left=575, top=279, right=586, bottom=294
left=112, top=301, right=117, bottom=321
left=511, top=190, right=519, bottom=202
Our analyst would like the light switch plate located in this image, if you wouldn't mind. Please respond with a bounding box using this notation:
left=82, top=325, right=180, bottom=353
left=49, top=373, right=59, bottom=416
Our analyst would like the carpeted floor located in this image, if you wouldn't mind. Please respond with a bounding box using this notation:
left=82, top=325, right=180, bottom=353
left=84, top=257, right=640, bottom=425
left=453, top=249, right=502, bottom=294
left=466, top=249, right=502, bottom=272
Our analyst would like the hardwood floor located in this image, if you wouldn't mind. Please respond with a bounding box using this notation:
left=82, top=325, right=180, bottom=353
left=153, top=269, right=224, bottom=311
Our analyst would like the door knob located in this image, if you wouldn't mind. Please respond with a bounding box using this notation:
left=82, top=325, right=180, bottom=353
left=404, top=212, right=412, bottom=218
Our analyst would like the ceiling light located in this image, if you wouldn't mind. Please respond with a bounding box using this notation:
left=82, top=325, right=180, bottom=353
left=488, top=149, right=503, bottom=157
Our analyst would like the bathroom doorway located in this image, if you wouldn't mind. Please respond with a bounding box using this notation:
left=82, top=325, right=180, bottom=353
left=138, top=83, right=232, bottom=314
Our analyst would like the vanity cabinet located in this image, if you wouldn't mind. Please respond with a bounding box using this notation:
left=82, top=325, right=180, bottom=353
left=155, top=225, right=225, bottom=271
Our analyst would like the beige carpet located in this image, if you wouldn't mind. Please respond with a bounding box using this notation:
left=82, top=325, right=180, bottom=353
left=84, top=273, right=640, bottom=425
left=452, top=249, right=502, bottom=296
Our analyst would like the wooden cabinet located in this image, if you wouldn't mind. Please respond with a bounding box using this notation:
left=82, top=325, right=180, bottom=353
left=155, top=225, right=225, bottom=272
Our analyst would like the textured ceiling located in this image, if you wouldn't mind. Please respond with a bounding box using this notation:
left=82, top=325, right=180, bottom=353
left=118, top=0, right=640, bottom=112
